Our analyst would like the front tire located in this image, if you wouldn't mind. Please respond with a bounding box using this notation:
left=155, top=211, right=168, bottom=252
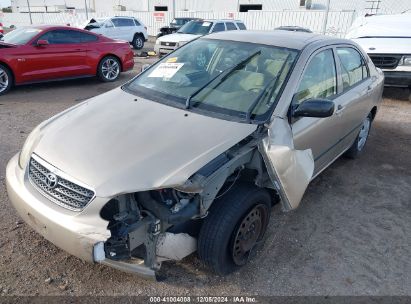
left=97, top=56, right=121, bottom=82
left=198, top=183, right=271, bottom=275
left=345, top=113, right=372, bottom=158
left=132, top=34, right=145, bottom=50
left=0, top=64, right=13, bottom=95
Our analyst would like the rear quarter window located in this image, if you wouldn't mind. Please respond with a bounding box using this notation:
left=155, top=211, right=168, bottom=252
left=237, top=23, right=247, bottom=30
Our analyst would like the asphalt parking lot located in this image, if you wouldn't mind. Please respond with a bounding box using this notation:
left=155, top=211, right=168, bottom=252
left=0, top=55, right=410, bottom=296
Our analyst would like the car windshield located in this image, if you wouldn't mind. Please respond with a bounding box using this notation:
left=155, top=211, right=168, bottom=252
left=172, top=19, right=189, bottom=26
left=177, top=21, right=213, bottom=35
left=1, top=27, right=43, bottom=45
left=125, top=38, right=298, bottom=122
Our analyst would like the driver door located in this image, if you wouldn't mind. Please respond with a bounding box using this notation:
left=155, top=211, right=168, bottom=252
left=291, top=47, right=346, bottom=175
left=261, top=47, right=345, bottom=210
left=18, top=29, right=87, bottom=83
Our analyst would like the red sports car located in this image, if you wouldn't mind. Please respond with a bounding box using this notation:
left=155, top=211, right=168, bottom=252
left=0, top=25, right=135, bottom=95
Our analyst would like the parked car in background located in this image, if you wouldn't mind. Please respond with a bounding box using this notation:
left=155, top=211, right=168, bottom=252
left=85, top=16, right=148, bottom=49
left=275, top=25, right=312, bottom=33
left=154, top=19, right=247, bottom=56
left=157, top=17, right=199, bottom=38
left=7, top=30, right=383, bottom=279
left=347, top=13, right=411, bottom=87
left=0, top=25, right=134, bottom=95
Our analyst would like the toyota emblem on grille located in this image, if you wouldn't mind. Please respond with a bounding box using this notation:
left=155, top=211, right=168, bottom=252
left=45, top=173, right=58, bottom=189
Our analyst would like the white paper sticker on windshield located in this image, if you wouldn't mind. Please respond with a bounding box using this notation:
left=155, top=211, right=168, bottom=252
left=202, top=22, right=211, bottom=26
left=148, top=63, right=184, bottom=78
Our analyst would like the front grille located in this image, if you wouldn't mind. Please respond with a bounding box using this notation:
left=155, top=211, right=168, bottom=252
left=160, top=41, right=176, bottom=47
left=28, top=156, right=95, bottom=211
left=369, top=54, right=402, bottom=69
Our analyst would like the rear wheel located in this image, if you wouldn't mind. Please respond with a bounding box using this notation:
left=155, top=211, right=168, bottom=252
left=132, top=34, right=144, bottom=50
left=97, top=56, right=121, bottom=82
left=345, top=113, right=372, bottom=158
left=0, top=64, right=13, bottom=95
left=198, top=183, right=271, bottom=275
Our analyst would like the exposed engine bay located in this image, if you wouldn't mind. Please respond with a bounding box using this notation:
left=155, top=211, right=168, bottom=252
left=93, top=130, right=276, bottom=278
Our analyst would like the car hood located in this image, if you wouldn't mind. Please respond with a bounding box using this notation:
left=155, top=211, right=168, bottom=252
left=0, top=42, right=18, bottom=48
left=347, top=14, right=411, bottom=40
left=352, top=37, right=410, bottom=54
left=158, top=33, right=201, bottom=43
left=33, top=88, right=257, bottom=197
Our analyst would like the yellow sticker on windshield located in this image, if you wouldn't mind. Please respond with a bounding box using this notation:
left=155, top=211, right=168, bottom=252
left=166, top=57, right=178, bottom=63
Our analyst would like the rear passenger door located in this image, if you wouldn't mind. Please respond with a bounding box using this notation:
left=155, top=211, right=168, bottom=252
left=334, top=46, right=373, bottom=150
left=111, top=18, right=135, bottom=42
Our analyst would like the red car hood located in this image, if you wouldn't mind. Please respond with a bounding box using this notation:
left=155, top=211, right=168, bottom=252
left=0, top=42, right=18, bottom=48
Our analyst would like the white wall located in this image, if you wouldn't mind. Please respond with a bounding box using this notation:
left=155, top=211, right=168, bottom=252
left=11, top=0, right=411, bottom=14
left=2, top=10, right=356, bottom=37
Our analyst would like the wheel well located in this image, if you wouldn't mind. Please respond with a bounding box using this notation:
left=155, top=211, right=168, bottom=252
left=133, top=32, right=144, bottom=39
left=0, top=61, right=15, bottom=85
left=370, top=106, right=378, bottom=121
left=99, top=54, right=123, bottom=72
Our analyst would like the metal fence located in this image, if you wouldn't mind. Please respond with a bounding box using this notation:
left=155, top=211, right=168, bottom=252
left=1, top=10, right=357, bottom=37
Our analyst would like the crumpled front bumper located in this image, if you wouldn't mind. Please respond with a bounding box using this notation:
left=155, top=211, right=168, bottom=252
left=5, top=153, right=156, bottom=279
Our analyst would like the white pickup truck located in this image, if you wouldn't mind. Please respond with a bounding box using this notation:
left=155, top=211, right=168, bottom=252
left=346, top=13, right=411, bottom=87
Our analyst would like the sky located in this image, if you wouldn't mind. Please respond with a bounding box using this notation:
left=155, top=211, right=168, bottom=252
left=0, top=0, right=11, bottom=8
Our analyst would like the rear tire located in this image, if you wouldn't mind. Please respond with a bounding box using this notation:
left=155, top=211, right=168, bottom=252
left=97, top=56, right=121, bottom=82
left=0, top=64, right=13, bottom=95
left=132, top=34, right=145, bottom=50
left=345, top=113, right=372, bottom=159
left=198, top=183, right=271, bottom=275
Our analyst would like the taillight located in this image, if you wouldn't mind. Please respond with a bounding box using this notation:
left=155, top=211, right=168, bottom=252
left=0, top=23, right=3, bottom=34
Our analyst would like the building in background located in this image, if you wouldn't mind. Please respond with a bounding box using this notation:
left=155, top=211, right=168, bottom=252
left=9, top=0, right=411, bottom=14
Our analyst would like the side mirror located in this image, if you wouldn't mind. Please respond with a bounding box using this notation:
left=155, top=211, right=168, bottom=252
left=37, top=39, right=49, bottom=47
left=292, top=99, right=335, bottom=118
left=141, top=64, right=151, bottom=72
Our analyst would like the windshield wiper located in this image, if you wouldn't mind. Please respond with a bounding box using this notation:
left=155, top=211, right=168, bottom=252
left=185, top=50, right=261, bottom=109
left=245, top=54, right=291, bottom=122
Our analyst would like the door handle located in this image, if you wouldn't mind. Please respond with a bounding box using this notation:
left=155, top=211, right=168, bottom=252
left=335, top=104, right=345, bottom=116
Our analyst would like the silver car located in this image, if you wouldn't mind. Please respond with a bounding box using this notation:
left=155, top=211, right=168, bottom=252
left=6, top=30, right=384, bottom=279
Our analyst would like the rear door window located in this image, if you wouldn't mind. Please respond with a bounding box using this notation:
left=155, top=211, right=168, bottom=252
left=336, top=47, right=369, bottom=91
left=211, top=23, right=225, bottom=33
left=225, top=22, right=237, bottom=31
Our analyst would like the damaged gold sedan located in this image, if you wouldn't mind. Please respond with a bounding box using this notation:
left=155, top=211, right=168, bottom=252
left=6, top=30, right=384, bottom=279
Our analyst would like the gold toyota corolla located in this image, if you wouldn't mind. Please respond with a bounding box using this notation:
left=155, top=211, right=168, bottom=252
left=6, top=30, right=384, bottom=279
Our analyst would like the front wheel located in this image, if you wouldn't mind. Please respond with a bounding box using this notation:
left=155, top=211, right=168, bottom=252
left=132, top=34, right=144, bottom=50
left=97, top=56, right=121, bottom=82
left=198, top=183, right=271, bottom=275
left=345, top=113, right=372, bottom=158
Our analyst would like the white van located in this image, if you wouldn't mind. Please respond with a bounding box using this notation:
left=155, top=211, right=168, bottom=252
left=346, top=13, right=411, bottom=87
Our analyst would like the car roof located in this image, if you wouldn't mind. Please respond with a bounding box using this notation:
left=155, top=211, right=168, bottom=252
left=197, top=19, right=244, bottom=23
left=205, top=30, right=350, bottom=50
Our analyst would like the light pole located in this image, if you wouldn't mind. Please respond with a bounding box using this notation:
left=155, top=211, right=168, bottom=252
left=322, top=0, right=331, bottom=35
left=172, top=0, right=176, bottom=19
left=26, top=0, right=33, bottom=24
left=84, top=0, right=89, bottom=20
